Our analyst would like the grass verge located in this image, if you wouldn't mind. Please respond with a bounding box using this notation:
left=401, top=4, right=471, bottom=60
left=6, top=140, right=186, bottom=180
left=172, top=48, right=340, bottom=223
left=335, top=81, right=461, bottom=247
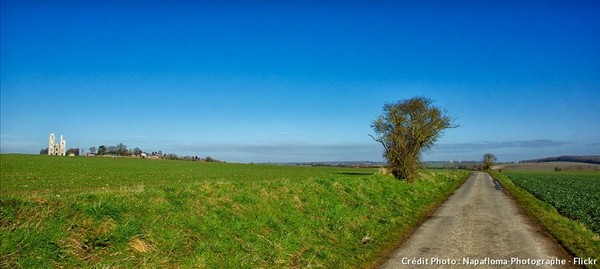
left=491, top=172, right=600, bottom=269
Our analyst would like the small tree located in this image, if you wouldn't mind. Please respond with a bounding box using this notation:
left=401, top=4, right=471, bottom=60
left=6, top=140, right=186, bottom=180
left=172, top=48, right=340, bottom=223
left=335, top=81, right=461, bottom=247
left=66, top=148, right=80, bottom=156
left=89, top=146, right=97, bottom=155
left=98, top=145, right=107, bottom=155
left=107, top=146, right=118, bottom=155
left=482, top=153, right=497, bottom=171
left=370, top=97, right=456, bottom=182
left=116, top=143, right=128, bottom=156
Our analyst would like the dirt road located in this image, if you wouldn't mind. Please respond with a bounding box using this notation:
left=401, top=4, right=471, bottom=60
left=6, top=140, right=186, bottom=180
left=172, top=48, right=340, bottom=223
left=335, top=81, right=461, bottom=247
left=380, top=172, right=574, bottom=269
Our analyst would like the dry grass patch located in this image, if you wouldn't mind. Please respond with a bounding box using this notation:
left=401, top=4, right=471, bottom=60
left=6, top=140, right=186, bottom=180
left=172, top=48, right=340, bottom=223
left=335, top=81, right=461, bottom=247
left=128, top=237, right=152, bottom=254
left=60, top=217, right=116, bottom=261
left=292, top=195, right=303, bottom=210
left=377, top=167, right=390, bottom=175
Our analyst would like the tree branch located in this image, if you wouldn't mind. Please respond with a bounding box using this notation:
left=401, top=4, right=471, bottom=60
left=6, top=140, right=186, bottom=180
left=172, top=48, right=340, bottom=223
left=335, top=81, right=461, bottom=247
left=368, top=134, right=389, bottom=155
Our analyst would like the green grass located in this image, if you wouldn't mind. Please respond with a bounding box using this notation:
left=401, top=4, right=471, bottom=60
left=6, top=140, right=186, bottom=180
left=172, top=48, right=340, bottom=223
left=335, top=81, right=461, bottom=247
left=492, top=171, right=600, bottom=269
left=1, top=154, right=470, bottom=268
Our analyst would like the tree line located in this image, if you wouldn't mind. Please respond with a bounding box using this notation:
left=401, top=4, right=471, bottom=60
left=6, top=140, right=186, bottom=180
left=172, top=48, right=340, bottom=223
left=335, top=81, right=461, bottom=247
left=90, top=143, right=141, bottom=157
left=520, top=155, right=600, bottom=165
left=41, top=143, right=222, bottom=162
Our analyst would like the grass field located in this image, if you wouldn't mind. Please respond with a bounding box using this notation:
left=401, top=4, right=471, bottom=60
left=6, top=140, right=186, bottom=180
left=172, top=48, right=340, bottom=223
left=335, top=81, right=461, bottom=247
left=493, top=170, right=600, bottom=269
left=495, top=161, right=600, bottom=172
left=1, top=154, right=470, bottom=268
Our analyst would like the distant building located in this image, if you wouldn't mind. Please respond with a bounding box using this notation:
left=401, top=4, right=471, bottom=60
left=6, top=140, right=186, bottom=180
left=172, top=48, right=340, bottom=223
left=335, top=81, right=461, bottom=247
left=48, top=133, right=66, bottom=156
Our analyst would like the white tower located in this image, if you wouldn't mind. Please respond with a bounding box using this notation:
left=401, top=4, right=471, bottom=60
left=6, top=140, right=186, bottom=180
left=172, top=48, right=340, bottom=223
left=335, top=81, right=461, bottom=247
left=48, top=133, right=66, bottom=156
left=59, top=135, right=66, bottom=156
left=48, top=133, right=56, bottom=155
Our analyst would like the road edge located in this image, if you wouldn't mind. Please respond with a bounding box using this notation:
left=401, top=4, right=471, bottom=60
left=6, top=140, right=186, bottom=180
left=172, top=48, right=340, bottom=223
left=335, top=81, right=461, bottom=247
left=370, top=171, right=473, bottom=269
left=491, top=172, right=600, bottom=269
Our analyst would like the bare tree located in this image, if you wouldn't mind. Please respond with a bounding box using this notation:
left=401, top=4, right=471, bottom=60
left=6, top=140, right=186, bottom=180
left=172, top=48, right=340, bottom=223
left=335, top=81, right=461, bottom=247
left=98, top=145, right=107, bottom=155
left=107, top=146, right=117, bottom=155
left=116, top=143, right=128, bottom=156
left=482, top=153, right=497, bottom=171
left=370, top=97, right=457, bottom=182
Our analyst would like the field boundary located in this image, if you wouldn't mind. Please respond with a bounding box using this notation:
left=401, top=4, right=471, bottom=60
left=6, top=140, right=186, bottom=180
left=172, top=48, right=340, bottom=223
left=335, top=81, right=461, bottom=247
left=491, top=172, right=600, bottom=269
left=371, top=171, right=472, bottom=268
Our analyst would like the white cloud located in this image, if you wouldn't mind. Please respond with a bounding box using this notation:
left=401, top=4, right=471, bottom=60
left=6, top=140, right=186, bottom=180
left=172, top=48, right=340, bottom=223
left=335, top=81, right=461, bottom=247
left=431, top=139, right=569, bottom=152
left=167, top=142, right=382, bottom=163
left=424, top=139, right=587, bottom=162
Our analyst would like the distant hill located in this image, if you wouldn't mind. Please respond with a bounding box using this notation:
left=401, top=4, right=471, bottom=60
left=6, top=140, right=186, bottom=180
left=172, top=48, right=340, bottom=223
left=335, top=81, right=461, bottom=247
left=263, top=161, right=385, bottom=167
left=520, top=155, right=600, bottom=165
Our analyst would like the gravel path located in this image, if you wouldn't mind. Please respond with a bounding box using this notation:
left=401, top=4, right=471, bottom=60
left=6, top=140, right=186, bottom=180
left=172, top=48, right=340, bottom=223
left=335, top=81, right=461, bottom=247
left=380, top=172, right=575, bottom=269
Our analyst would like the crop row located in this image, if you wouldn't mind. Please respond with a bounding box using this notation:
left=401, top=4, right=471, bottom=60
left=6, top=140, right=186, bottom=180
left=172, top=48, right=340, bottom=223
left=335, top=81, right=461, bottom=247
left=506, top=173, right=600, bottom=234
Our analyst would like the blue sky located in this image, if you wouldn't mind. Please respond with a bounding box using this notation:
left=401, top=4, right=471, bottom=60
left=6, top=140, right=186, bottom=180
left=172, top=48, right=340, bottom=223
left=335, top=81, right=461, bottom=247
left=2, top=1, right=599, bottom=162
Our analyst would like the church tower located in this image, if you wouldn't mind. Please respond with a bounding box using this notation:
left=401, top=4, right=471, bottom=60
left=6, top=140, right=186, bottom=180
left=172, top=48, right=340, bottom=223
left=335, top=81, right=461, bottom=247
left=48, top=133, right=56, bottom=155
left=59, top=135, right=66, bottom=156
left=48, top=133, right=66, bottom=156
